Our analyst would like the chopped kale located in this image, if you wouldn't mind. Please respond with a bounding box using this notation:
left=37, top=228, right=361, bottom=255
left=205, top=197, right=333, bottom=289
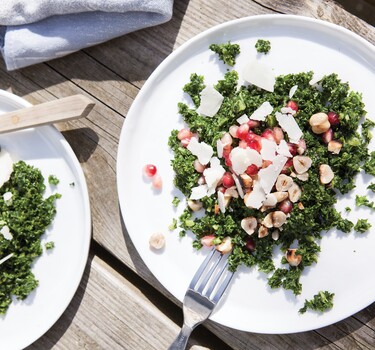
left=48, top=174, right=60, bottom=185
left=0, top=161, right=60, bottom=314
left=299, top=291, right=334, bottom=314
left=168, top=43, right=373, bottom=309
left=355, top=195, right=375, bottom=209
left=45, top=241, right=55, bottom=250
left=255, top=39, right=271, bottom=54
left=172, top=197, right=180, bottom=207
left=209, top=41, right=240, bottom=66
left=367, top=183, right=375, bottom=192
left=354, top=219, right=371, bottom=233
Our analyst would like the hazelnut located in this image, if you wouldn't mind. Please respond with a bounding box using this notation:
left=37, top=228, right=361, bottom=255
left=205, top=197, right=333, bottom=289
left=309, top=112, right=331, bottom=134
left=241, top=217, right=258, bottom=235
left=319, top=164, right=334, bottom=184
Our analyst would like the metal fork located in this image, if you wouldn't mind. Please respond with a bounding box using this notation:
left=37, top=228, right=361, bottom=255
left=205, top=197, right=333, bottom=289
left=168, top=248, right=234, bottom=350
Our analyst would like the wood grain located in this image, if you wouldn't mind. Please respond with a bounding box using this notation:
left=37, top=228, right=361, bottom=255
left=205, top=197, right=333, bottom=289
left=0, top=0, right=374, bottom=348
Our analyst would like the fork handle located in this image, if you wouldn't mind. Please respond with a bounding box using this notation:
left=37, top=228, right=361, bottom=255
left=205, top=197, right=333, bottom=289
left=168, top=324, right=193, bottom=350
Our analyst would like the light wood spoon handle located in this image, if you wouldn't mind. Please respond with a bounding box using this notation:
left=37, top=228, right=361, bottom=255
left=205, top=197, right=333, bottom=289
left=0, top=94, right=95, bottom=134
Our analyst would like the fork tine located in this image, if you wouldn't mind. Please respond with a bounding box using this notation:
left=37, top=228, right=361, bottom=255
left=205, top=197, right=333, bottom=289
left=196, top=251, right=222, bottom=293
left=204, top=258, right=231, bottom=299
left=189, top=248, right=216, bottom=289
left=211, top=263, right=233, bottom=304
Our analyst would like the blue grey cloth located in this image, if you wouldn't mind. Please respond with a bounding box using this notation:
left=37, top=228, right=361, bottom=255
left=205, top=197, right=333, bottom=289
left=0, top=0, right=174, bottom=70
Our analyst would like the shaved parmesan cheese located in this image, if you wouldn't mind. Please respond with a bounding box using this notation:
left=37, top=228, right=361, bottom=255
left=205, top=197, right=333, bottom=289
left=0, top=253, right=13, bottom=265
left=243, top=60, right=275, bottom=92
left=275, top=112, right=303, bottom=144
left=244, top=181, right=266, bottom=209
left=232, top=173, right=244, bottom=198
left=289, top=85, right=298, bottom=99
left=237, top=114, right=249, bottom=124
left=217, top=139, right=224, bottom=158
left=187, top=137, right=213, bottom=165
left=3, top=191, right=12, bottom=206
left=0, top=225, right=12, bottom=240
left=196, top=85, right=224, bottom=117
left=258, top=155, right=288, bottom=194
left=280, top=106, right=296, bottom=115
left=203, top=157, right=225, bottom=193
left=277, top=139, right=293, bottom=158
left=190, top=184, right=208, bottom=200
left=0, top=150, right=13, bottom=188
left=249, top=101, right=273, bottom=121
left=309, top=72, right=324, bottom=86
left=218, top=191, right=226, bottom=214
left=230, top=147, right=262, bottom=175
left=261, top=138, right=277, bottom=161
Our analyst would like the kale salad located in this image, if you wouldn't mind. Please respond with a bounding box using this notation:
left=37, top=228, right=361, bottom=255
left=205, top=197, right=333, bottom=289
left=168, top=41, right=375, bottom=314
left=0, top=154, right=60, bottom=315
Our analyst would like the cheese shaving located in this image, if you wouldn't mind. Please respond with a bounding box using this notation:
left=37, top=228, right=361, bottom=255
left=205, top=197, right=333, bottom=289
left=289, top=85, right=298, bottom=99
left=243, top=60, right=275, bottom=92
left=187, top=137, right=214, bottom=165
left=249, top=101, right=273, bottom=121
left=275, top=112, right=303, bottom=144
left=190, top=184, right=208, bottom=200
left=258, top=155, right=288, bottom=194
left=0, top=253, right=13, bottom=266
left=196, top=85, right=224, bottom=117
left=237, top=114, right=249, bottom=124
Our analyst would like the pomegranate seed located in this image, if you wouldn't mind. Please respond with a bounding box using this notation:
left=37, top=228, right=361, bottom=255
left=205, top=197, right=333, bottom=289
left=247, top=120, right=260, bottom=129
left=279, top=199, right=293, bottom=214
left=287, top=142, right=297, bottom=156
left=273, top=127, right=284, bottom=144
left=244, top=236, right=256, bottom=252
left=229, top=125, right=239, bottom=138
left=281, top=158, right=293, bottom=174
left=322, top=128, right=333, bottom=144
left=239, top=140, right=248, bottom=149
left=236, top=123, right=250, bottom=140
left=246, top=164, right=259, bottom=176
left=246, top=131, right=262, bottom=142
left=177, top=128, right=193, bottom=141
left=194, top=159, right=206, bottom=173
left=222, top=172, right=235, bottom=188
left=152, top=174, right=163, bottom=189
left=286, top=100, right=299, bottom=112
left=327, top=111, right=340, bottom=126
left=201, top=235, right=215, bottom=247
left=225, top=157, right=232, bottom=167
left=247, top=139, right=262, bottom=153
left=143, top=164, right=157, bottom=177
left=222, top=144, right=232, bottom=158
left=261, top=128, right=276, bottom=142
left=180, top=138, right=191, bottom=147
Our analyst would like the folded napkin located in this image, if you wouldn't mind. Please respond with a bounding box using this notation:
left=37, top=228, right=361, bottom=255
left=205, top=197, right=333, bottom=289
left=0, top=0, right=174, bottom=70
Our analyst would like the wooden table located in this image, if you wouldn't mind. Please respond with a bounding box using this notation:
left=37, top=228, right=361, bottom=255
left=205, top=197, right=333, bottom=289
left=1, top=1, right=374, bottom=349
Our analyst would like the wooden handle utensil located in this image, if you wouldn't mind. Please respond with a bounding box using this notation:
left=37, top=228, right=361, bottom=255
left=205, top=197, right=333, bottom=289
left=0, top=94, right=95, bottom=134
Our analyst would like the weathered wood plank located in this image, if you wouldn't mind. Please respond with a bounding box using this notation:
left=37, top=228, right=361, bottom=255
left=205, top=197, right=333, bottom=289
left=0, top=0, right=374, bottom=348
left=255, top=0, right=375, bottom=45
left=26, top=252, right=231, bottom=350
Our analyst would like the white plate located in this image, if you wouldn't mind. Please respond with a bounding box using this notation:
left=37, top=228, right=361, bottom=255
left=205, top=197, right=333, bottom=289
left=0, top=90, right=91, bottom=349
left=117, top=15, right=375, bottom=333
